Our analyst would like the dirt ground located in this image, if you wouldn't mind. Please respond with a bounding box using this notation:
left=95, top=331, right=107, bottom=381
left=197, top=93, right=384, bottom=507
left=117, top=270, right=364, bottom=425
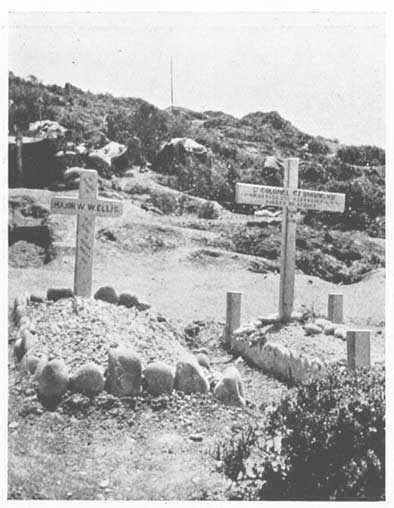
left=8, top=187, right=385, bottom=500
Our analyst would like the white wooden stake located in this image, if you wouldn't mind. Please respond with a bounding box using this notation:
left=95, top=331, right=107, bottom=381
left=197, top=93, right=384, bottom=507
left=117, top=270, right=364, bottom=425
left=225, top=292, right=242, bottom=347
left=328, top=293, right=344, bottom=324
left=347, top=330, right=371, bottom=369
left=278, top=158, right=299, bottom=320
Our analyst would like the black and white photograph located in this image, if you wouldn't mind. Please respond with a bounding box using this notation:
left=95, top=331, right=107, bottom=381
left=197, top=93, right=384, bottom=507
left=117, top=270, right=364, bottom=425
left=3, top=4, right=390, bottom=502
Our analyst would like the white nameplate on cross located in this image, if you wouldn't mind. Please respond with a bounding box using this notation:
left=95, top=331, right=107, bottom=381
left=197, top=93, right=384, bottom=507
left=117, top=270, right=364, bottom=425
left=236, top=184, right=345, bottom=212
left=235, top=158, right=346, bottom=321
left=50, top=169, right=123, bottom=297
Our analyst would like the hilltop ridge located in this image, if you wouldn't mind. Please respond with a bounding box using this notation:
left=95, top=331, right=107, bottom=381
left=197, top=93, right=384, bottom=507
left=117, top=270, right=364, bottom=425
left=9, top=72, right=385, bottom=238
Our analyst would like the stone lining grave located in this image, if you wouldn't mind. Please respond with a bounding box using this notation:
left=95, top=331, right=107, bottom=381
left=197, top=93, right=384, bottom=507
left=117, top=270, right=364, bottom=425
left=11, top=290, right=247, bottom=409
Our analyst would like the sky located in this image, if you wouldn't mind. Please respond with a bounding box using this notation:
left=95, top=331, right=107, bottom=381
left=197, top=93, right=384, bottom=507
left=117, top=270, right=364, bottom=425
left=8, top=11, right=385, bottom=147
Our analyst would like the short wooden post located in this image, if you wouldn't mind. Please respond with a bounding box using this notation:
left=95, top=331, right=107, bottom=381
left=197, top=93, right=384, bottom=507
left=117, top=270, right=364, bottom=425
left=278, top=158, right=299, bottom=320
left=328, top=293, right=343, bottom=323
left=224, top=292, right=242, bottom=347
left=347, top=330, right=371, bottom=369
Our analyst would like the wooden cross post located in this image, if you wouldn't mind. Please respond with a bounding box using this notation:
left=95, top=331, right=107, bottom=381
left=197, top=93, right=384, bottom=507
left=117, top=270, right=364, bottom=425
left=50, top=169, right=123, bottom=297
left=235, top=158, right=346, bottom=321
left=279, top=158, right=298, bottom=320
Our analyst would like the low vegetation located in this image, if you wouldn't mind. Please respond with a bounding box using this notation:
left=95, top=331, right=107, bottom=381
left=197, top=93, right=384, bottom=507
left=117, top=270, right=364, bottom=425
left=215, top=365, right=385, bottom=501
left=9, top=72, right=385, bottom=238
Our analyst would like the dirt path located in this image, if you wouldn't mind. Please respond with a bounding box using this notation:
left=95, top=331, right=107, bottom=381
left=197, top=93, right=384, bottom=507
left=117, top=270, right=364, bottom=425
left=9, top=246, right=385, bottom=327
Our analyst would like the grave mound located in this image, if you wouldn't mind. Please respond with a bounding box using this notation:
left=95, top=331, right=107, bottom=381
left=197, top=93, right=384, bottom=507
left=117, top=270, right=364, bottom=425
left=23, top=298, right=189, bottom=370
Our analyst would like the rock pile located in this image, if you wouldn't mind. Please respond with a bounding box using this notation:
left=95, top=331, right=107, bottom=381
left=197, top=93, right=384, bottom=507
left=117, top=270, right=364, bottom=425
left=303, top=318, right=348, bottom=340
left=11, top=292, right=246, bottom=410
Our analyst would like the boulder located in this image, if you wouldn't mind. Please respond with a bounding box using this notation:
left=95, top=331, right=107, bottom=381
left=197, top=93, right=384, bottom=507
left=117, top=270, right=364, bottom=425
left=136, top=302, right=151, bottom=312
left=24, top=355, right=40, bottom=375
left=214, top=366, right=245, bottom=407
left=314, top=318, right=331, bottom=329
left=260, top=342, right=293, bottom=379
left=195, top=352, right=211, bottom=371
left=184, top=323, right=200, bottom=338
left=304, top=323, right=322, bottom=336
left=70, top=363, right=105, bottom=397
left=118, top=293, right=150, bottom=311
left=19, top=316, right=32, bottom=331
left=64, top=167, right=84, bottom=181
left=14, top=294, right=28, bottom=312
left=323, top=323, right=336, bottom=335
left=270, top=343, right=291, bottom=378
left=194, top=347, right=209, bottom=356
left=47, top=288, right=74, bottom=302
left=38, top=359, right=69, bottom=400
left=89, top=141, right=127, bottom=168
left=30, top=294, right=45, bottom=303
left=289, top=350, right=303, bottom=382
left=20, top=328, right=35, bottom=353
left=94, top=286, right=118, bottom=305
left=290, top=310, right=304, bottom=321
left=143, top=362, right=175, bottom=396
left=34, top=355, right=48, bottom=381
left=118, top=292, right=139, bottom=308
left=334, top=326, right=347, bottom=340
left=233, top=325, right=256, bottom=337
left=13, top=305, right=25, bottom=326
left=13, top=339, right=25, bottom=362
left=106, top=348, right=142, bottom=396
left=174, top=357, right=209, bottom=394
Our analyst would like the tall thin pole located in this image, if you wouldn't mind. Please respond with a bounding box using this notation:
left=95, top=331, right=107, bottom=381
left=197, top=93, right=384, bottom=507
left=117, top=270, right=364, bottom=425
left=16, top=131, right=24, bottom=187
left=170, top=57, right=174, bottom=109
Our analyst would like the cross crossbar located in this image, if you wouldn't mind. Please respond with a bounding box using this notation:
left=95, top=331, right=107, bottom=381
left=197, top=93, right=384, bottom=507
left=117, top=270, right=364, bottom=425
left=235, top=158, right=346, bottom=320
left=50, top=169, right=123, bottom=297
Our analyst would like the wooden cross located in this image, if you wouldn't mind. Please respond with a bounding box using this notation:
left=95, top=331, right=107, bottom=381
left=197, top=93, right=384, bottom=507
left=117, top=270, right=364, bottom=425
left=50, top=169, right=123, bottom=297
left=235, top=158, right=346, bottom=321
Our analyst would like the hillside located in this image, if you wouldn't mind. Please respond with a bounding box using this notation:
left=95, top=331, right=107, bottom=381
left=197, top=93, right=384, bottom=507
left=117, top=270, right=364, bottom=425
left=9, top=72, right=385, bottom=238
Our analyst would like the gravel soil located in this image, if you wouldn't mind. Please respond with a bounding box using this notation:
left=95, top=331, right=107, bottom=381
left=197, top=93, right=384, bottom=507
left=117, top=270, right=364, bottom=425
left=263, top=321, right=385, bottom=366
left=19, top=298, right=188, bottom=371
left=8, top=300, right=289, bottom=500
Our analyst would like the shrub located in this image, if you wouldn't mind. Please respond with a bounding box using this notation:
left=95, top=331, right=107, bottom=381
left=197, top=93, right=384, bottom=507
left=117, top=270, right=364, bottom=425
left=337, top=145, right=385, bottom=166
left=308, top=138, right=330, bottom=155
left=197, top=201, right=220, bottom=220
left=216, top=365, right=385, bottom=501
left=150, top=191, right=178, bottom=215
